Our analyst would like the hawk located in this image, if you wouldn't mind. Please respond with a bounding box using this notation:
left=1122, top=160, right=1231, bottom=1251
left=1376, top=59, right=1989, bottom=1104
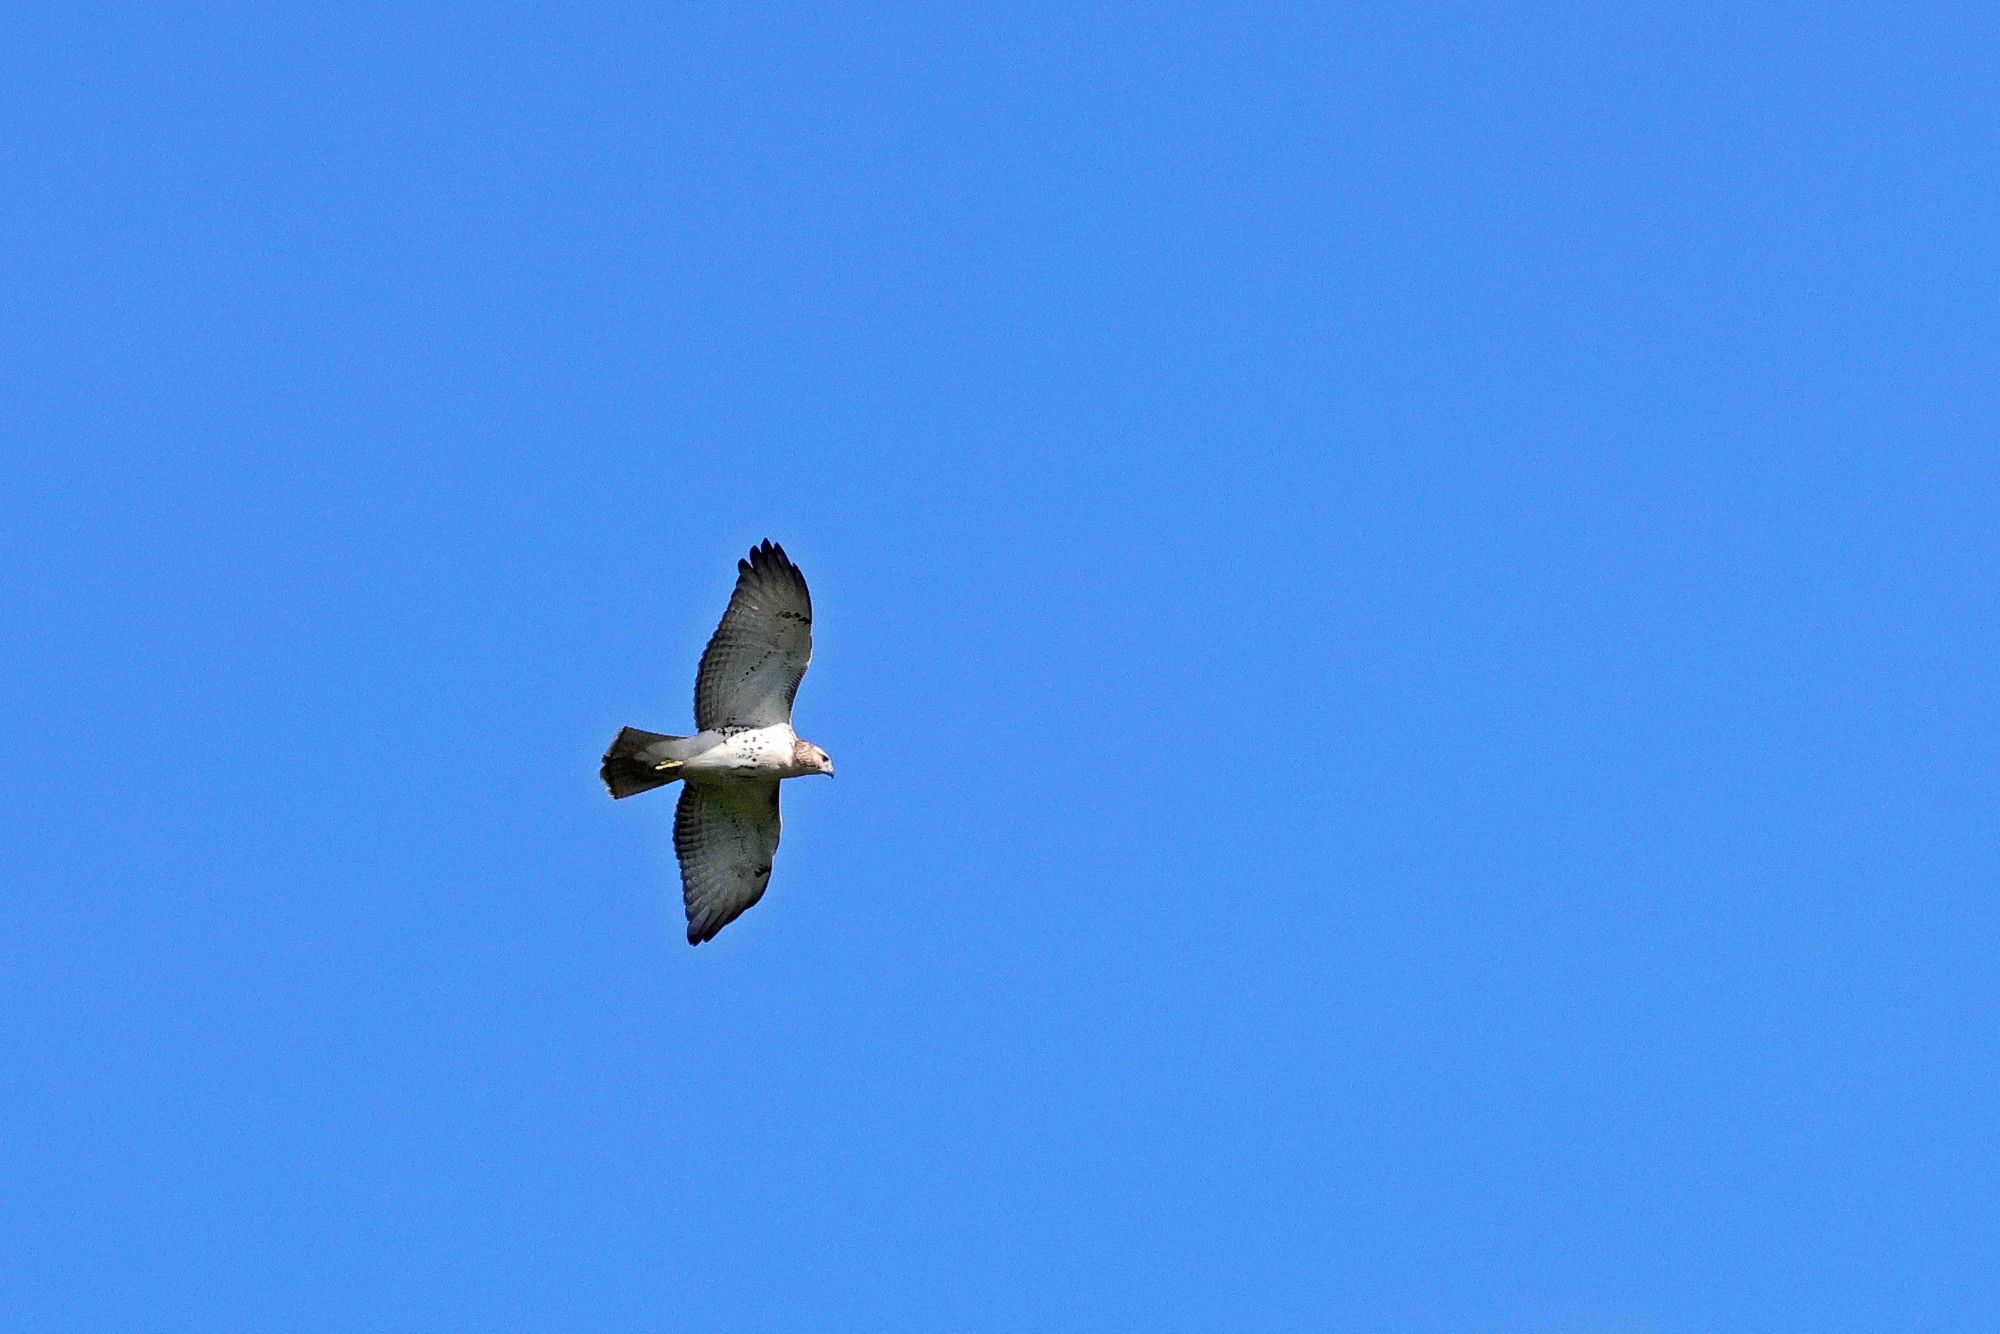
left=601, top=540, right=833, bottom=944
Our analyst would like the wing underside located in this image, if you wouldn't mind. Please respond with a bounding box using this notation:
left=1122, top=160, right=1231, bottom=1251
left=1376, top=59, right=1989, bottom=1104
left=673, top=781, right=783, bottom=944
left=693, top=540, right=812, bottom=731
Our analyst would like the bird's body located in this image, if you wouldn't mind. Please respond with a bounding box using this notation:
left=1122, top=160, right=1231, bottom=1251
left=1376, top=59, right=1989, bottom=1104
left=668, top=724, right=823, bottom=781
left=601, top=541, right=832, bottom=944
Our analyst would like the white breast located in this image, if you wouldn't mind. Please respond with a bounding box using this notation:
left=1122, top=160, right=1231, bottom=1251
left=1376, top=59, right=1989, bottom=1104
left=685, top=724, right=798, bottom=778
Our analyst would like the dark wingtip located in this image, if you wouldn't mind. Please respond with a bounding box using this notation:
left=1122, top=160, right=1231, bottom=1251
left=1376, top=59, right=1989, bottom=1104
left=727, top=539, right=809, bottom=618
left=739, top=539, right=794, bottom=585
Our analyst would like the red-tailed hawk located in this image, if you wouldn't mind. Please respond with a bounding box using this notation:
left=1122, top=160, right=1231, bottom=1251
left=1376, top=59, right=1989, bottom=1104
left=601, top=541, right=832, bottom=944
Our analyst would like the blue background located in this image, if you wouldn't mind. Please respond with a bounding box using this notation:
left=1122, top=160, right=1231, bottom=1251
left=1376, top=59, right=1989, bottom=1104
left=4, top=4, right=1995, bottom=1329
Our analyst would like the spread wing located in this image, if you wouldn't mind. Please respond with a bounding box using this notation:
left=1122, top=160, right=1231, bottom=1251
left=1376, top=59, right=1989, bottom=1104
left=673, top=781, right=782, bottom=944
left=694, top=540, right=813, bottom=730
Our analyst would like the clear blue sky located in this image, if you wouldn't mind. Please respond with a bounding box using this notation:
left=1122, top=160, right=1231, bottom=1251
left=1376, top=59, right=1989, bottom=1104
left=3, top=4, right=1995, bottom=1329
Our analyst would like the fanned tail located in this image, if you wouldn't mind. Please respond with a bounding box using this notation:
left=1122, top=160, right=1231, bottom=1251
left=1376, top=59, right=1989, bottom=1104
left=601, top=727, right=688, bottom=799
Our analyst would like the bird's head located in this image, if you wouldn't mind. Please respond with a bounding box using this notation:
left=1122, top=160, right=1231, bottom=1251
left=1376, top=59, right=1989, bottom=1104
left=793, top=739, right=835, bottom=777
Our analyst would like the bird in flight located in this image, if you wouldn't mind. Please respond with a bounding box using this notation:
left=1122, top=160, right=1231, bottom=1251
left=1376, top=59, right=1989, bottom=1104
left=601, top=540, right=833, bottom=944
